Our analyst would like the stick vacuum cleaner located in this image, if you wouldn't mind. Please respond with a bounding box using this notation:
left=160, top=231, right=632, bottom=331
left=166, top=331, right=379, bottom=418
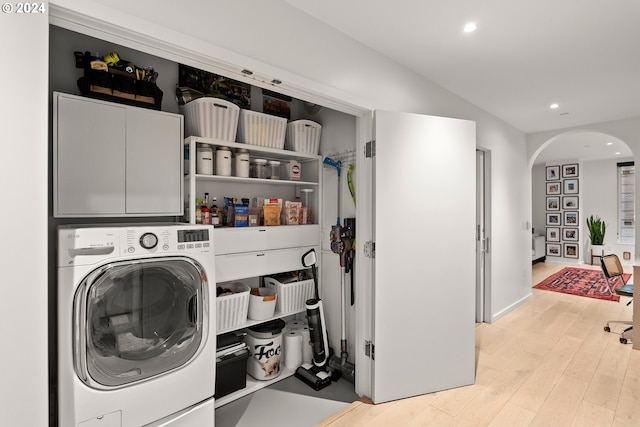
left=294, top=248, right=333, bottom=391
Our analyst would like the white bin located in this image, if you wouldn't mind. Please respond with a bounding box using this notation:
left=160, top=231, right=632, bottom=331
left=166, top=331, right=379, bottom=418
left=237, top=109, right=287, bottom=149
left=216, top=282, right=250, bottom=331
left=285, top=120, right=322, bottom=154
left=181, top=97, right=239, bottom=140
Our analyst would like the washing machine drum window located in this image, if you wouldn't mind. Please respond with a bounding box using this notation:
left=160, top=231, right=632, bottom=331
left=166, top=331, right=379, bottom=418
left=77, top=258, right=208, bottom=388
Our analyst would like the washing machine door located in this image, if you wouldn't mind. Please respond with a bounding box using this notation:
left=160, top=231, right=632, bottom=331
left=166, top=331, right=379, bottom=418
left=74, top=257, right=209, bottom=389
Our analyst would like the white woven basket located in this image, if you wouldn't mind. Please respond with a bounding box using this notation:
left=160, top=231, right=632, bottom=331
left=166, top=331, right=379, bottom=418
left=237, top=110, right=287, bottom=149
left=181, top=97, right=239, bottom=141
left=285, top=120, right=322, bottom=154
left=216, top=282, right=250, bottom=330
left=264, top=276, right=314, bottom=314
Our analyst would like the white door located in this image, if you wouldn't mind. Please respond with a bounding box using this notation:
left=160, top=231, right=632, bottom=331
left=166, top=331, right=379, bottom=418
left=370, top=110, right=476, bottom=403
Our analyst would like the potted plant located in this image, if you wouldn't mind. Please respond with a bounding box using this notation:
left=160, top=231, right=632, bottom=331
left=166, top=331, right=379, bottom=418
left=586, top=215, right=606, bottom=255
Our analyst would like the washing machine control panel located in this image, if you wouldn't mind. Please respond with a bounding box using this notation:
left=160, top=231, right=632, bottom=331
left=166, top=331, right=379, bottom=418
left=139, top=232, right=159, bottom=249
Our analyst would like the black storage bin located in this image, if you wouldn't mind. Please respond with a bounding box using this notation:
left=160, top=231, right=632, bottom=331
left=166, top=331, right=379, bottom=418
left=75, top=51, right=163, bottom=110
left=215, top=346, right=249, bottom=399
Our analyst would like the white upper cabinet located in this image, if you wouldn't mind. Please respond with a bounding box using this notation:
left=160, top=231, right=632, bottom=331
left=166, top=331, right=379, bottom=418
left=53, top=92, right=183, bottom=217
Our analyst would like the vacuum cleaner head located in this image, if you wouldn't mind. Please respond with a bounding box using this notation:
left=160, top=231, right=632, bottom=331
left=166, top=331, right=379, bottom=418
left=294, top=363, right=333, bottom=391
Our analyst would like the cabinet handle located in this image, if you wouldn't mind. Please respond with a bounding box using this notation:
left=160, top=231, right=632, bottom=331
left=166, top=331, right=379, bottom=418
left=258, top=229, right=267, bottom=232
left=256, top=253, right=266, bottom=257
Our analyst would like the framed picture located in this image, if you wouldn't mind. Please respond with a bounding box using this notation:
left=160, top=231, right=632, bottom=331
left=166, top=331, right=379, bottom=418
left=546, top=243, right=561, bottom=257
left=546, top=182, right=561, bottom=195
left=562, top=163, right=579, bottom=178
left=546, top=227, right=560, bottom=242
left=562, top=196, right=579, bottom=209
left=562, top=228, right=579, bottom=241
left=546, top=213, right=561, bottom=226
left=546, top=165, right=560, bottom=181
left=546, top=196, right=560, bottom=211
left=564, top=179, right=579, bottom=194
left=563, top=211, right=579, bottom=226
left=563, top=243, right=579, bottom=258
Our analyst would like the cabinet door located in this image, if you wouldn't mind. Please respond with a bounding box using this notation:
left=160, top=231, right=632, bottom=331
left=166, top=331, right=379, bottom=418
left=55, top=94, right=126, bottom=216
left=370, top=110, right=476, bottom=403
left=126, top=108, right=183, bottom=215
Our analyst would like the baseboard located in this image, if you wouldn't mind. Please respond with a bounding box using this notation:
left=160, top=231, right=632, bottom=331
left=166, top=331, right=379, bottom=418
left=490, top=292, right=532, bottom=323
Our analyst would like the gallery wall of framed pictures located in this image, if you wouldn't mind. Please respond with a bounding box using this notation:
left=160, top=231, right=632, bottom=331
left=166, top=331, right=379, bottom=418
left=545, top=163, right=580, bottom=259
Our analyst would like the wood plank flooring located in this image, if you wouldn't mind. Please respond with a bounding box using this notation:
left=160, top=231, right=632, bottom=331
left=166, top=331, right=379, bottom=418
left=318, top=262, right=639, bottom=427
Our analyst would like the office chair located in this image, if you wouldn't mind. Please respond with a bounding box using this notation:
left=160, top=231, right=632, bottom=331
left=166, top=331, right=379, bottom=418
left=601, top=254, right=634, bottom=344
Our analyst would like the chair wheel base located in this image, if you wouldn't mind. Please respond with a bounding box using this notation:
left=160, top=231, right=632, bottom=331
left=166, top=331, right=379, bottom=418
left=604, top=326, right=611, bottom=332
left=620, top=337, right=628, bottom=344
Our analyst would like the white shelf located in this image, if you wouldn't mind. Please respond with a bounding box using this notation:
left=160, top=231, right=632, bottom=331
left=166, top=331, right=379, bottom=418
left=217, top=308, right=305, bottom=335
left=185, top=173, right=318, bottom=187
left=215, top=366, right=297, bottom=408
left=186, top=136, right=321, bottom=162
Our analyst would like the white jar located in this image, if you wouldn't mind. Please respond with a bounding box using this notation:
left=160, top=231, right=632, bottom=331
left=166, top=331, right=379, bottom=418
left=215, top=146, right=232, bottom=176
left=234, top=149, right=250, bottom=178
left=196, top=144, right=213, bottom=175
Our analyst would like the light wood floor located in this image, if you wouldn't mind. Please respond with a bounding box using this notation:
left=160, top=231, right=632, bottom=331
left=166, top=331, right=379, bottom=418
left=318, top=262, right=638, bottom=427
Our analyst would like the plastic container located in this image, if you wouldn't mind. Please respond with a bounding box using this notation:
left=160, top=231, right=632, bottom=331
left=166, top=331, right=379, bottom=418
left=237, top=109, right=287, bottom=149
left=264, top=276, right=314, bottom=313
left=215, top=147, right=232, bottom=176
left=285, top=120, right=322, bottom=154
left=181, top=97, right=240, bottom=140
left=196, top=144, right=213, bottom=175
left=268, top=160, right=281, bottom=180
left=248, top=287, right=277, bottom=320
left=234, top=149, right=250, bottom=178
left=216, top=282, right=250, bottom=331
left=285, top=161, right=301, bottom=181
left=250, top=159, right=268, bottom=179
left=245, top=319, right=285, bottom=380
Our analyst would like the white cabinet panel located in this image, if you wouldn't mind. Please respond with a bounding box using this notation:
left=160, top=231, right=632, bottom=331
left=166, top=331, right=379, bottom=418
left=126, top=107, right=183, bottom=214
left=213, top=225, right=320, bottom=255
left=55, top=95, right=126, bottom=215
left=215, top=246, right=318, bottom=283
left=53, top=92, right=183, bottom=217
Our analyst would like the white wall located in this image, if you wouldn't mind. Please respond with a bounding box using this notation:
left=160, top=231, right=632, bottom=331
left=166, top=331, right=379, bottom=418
left=531, top=164, right=546, bottom=235
left=0, top=6, right=49, bottom=426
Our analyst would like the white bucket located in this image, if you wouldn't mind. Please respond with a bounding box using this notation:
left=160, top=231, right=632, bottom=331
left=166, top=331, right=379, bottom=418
left=245, top=319, right=285, bottom=380
left=248, top=287, right=277, bottom=321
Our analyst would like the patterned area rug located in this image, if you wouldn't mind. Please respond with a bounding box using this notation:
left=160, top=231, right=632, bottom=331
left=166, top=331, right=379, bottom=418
left=533, top=267, right=630, bottom=301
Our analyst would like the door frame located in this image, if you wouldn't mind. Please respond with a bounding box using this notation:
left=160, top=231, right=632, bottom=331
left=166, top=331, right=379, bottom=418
left=476, top=148, right=493, bottom=323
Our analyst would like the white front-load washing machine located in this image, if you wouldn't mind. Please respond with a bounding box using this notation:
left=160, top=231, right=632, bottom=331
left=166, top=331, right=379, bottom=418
left=57, top=224, right=216, bottom=427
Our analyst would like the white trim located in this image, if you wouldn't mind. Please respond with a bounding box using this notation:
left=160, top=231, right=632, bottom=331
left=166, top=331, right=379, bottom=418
left=491, top=293, right=532, bottom=323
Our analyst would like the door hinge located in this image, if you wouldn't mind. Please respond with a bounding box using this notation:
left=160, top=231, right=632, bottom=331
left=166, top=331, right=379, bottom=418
left=365, top=340, right=375, bottom=360
left=365, top=140, right=376, bottom=158
left=364, top=240, right=375, bottom=258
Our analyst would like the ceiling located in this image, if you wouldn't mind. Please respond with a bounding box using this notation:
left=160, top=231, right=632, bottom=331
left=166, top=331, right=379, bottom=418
left=286, top=0, right=640, bottom=163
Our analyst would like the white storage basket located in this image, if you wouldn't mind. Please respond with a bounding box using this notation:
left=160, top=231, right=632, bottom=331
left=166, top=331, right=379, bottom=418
left=216, top=282, right=250, bottom=330
left=237, top=110, right=287, bottom=149
left=264, top=276, right=314, bottom=314
left=285, top=120, right=322, bottom=154
left=181, top=97, right=239, bottom=141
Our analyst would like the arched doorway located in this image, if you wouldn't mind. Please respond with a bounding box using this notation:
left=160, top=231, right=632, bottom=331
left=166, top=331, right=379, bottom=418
left=530, top=131, right=633, bottom=265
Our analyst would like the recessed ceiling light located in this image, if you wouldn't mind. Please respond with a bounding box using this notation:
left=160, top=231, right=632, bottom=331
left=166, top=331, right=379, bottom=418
left=616, top=152, right=621, bottom=155
left=550, top=103, right=559, bottom=109
left=464, top=23, right=477, bottom=33
left=606, top=142, right=613, bottom=146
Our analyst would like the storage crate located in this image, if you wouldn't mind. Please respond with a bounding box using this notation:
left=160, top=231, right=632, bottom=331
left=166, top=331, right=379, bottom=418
left=285, top=120, right=322, bottom=154
left=264, top=276, right=314, bottom=313
left=216, top=282, right=250, bottom=330
left=181, top=97, right=240, bottom=140
left=237, top=110, right=287, bottom=149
